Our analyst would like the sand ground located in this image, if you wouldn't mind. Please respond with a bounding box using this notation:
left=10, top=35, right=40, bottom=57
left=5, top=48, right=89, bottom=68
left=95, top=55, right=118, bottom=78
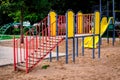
left=0, top=38, right=120, bottom=80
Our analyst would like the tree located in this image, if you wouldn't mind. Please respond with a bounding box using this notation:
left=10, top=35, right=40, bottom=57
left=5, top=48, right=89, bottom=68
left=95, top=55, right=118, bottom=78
left=0, top=0, right=120, bottom=25
left=0, top=0, right=27, bottom=43
left=24, top=0, right=52, bottom=24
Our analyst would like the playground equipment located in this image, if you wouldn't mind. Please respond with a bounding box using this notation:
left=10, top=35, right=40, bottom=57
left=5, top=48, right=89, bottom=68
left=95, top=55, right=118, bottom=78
left=99, top=0, right=120, bottom=45
left=0, top=22, right=34, bottom=40
left=0, top=23, right=13, bottom=39
left=99, top=0, right=115, bottom=18
left=13, top=10, right=101, bottom=73
left=115, top=24, right=120, bottom=38
left=84, top=17, right=114, bottom=48
left=107, top=19, right=120, bottom=44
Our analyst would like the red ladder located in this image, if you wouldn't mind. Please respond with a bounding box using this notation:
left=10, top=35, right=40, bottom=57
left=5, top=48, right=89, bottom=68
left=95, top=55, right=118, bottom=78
left=13, top=15, right=66, bottom=73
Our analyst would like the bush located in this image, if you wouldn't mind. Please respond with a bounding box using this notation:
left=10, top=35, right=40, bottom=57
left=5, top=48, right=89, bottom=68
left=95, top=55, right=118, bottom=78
left=41, top=65, right=50, bottom=69
left=12, top=28, right=20, bottom=35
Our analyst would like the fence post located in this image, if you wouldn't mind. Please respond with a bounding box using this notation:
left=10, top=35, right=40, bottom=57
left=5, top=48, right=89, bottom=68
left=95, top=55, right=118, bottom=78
left=26, top=36, right=29, bottom=73
left=13, top=36, right=16, bottom=71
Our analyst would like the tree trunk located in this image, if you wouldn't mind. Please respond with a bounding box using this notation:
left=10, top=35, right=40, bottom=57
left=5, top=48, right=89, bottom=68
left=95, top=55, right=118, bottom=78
left=20, top=7, right=24, bottom=43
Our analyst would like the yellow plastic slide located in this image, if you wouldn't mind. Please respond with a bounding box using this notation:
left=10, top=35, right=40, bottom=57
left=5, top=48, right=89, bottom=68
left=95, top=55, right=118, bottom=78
left=84, top=17, right=114, bottom=48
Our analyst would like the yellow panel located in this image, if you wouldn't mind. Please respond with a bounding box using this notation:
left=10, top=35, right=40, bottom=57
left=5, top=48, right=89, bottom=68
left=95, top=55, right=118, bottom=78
left=83, top=11, right=100, bottom=48
left=67, top=10, right=74, bottom=37
left=86, top=17, right=113, bottom=48
left=49, top=11, right=56, bottom=36
left=77, top=12, right=83, bottom=34
left=94, top=11, right=100, bottom=34
left=100, top=17, right=114, bottom=36
left=84, top=12, right=114, bottom=48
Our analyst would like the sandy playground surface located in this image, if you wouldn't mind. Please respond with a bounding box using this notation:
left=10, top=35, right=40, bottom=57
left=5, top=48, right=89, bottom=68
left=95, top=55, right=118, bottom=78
left=0, top=38, right=120, bottom=80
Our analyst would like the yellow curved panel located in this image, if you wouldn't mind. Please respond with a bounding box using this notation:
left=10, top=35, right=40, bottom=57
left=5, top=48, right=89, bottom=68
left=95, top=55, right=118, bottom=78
left=49, top=11, right=56, bottom=36
left=100, top=17, right=114, bottom=36
left=84, top=11, right=100, bottom=48
left=84, top=13, right=114, bottom=48
left=67, top=10, right=74, bottom=37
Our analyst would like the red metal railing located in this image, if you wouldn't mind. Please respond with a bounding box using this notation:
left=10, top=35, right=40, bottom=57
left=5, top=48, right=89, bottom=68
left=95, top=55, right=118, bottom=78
left=58, top=15, right=66, bottom=35
left=13, top=15, right=66, bottom=73
left=13, top=13, right=96, bottom=73
left=76, top=13, right=94, bottom=34
left=13, top=36, right=26, bottom=71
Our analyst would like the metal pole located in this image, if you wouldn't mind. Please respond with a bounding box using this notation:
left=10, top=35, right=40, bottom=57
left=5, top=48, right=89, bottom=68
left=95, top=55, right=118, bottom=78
left=26, top=36, right=29, bottom=73
left=112, top=0, right=115, bottom=46
left=13, top=36, right=16, bottom=71
left=100, top=0, right=102, bottom=45
left=73, top=14, right=75, bottom=63
left=48, top=12, right=52, bottom=62
left=73, top=38, right=75, bottom=63
left=98, top=34, right=101, bottom=58
left=113, top=0, right=115, bottom=19
left=82, top=36, right=84, bottom=56
left=92, top=35, right=95, bottom=59
left=76, top=38, right=78, bottom=57
left=107, top=26, right=110, bottom=44
left=66, top=12, right=68, bottom=64
left=76, top=14, right=78, bottom=57
left=100, top=0, right=102, bottom=19
left=92, top=11, right=96, bottom=59
left=56, top=15, right=59, bottom=61
left=49, top=52, right=52, bottom=62
left=107, top=0, right=109, bottom=17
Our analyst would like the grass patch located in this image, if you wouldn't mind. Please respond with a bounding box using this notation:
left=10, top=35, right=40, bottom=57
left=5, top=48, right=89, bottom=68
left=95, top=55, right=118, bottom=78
left=0, top=35, right=20, bottom=40
left=41, top=64, right=50, bottom=69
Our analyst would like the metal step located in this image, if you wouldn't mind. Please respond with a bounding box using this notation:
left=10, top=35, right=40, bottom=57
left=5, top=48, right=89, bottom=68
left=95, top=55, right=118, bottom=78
left=16, top=62, right=33, bottom=71
left=17, top=62, right=33, bottom=67
left=27, top=56, right=39, bottom=62
left=35, top=49, right=48, bottom=53
left=48, top=39, right=59, bottom=42
left=38, top=47, right=51, bottom=51
left=40, top=44, right=54, bottom=47
left=48, top=36, right=62, bottom=39
left=16, top=65, right=26, bottom=71
left=43, top=41, right=57, bottom=45
left=30, top=52, right=46, bottom=57
left=28, top=55, right=44, bottom=60
left=38, top=47, right=51, bottom=50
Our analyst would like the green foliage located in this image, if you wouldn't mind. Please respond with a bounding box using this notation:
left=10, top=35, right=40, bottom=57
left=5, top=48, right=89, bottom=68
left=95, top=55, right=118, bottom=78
left=23, top=26, right=30, bottom=33
left=0, top=0, right=120, bottom=26
left=24, top=13, right=38, bottom=23
left=8, top=10, right=21, bottom=22
left=0, top=0, right=52, bottom=24
left=0, top=35, right=20, bottom=40
left=12, top=28, right=20, bottom=35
